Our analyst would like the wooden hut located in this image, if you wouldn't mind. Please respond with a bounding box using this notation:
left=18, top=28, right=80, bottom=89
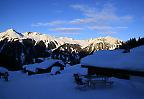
left=36, top=62, right=65, bottom=74
left=81, top=46, right=144, bottom=79
left=23, top=59, right=65, bottom=75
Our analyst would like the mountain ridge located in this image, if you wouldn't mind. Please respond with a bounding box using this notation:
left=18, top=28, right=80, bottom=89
left=0, top=29, right=122, bottom=70
left=0, top=29, right=122, bottom=48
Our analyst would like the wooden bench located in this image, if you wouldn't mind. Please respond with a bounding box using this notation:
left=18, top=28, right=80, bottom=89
left=82, top=75, right=113, bottom=88
left=73, top=74, right=113, bottom=89
left=89, top=80, right=113, bottom=88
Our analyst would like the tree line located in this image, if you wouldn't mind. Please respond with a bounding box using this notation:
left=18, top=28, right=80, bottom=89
left=119, top=37, right=144, bottom=49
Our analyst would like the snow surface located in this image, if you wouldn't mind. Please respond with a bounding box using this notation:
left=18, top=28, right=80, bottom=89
left=1, top=64, right=144, bottom=99
left=81, top=46, right=144, bottom=71
left=51, top=66, right=60, bottom=74
left=58, top=37, right=89, bottom=48
left=23, top=59, right=64, bottom=72
left=89, top=36, right=122, bottom=45
left=0, top=67, right=8, bottom=73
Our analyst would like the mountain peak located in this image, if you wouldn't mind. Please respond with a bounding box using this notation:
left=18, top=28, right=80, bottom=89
left=6, top=28, right=17, bottom=33
left=0, top=29, right=23, bottom=41
left=24, top=32, right=42, bottom=36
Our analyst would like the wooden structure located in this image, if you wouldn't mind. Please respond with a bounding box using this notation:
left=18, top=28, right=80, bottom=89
left=23, top=62, right=65, bottom=75
left=73, top=73, right=113, bottom=89
left=22, top=67, right=36, bottom=75
left=81, top=65, right=144, bottom=79
left=36, top=62, right=64, bottom=74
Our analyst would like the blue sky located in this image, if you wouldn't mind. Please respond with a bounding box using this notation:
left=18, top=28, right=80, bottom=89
left=0, top=0, right=144, bottom=40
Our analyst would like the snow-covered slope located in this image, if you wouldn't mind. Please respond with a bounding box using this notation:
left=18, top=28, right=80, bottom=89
left=58, top=37, right=89, bottom=48
left=52, top=43, right=86, bottom=65
left=81, top=45, right=144, bottom=71
left=84, top=36, right=122, bottom=53
left=24, top=32, right=54, bottom=42
left=0, top=64, right=144, bottom=99
left=23, top=32, right=62, bottom=47
left=87, top=36, right=121, bottom=44
left=23, top=33, right=89, bottom=48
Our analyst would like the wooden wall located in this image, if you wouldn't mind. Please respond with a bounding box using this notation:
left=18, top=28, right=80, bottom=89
left=82, top=65, right=144, bottom=79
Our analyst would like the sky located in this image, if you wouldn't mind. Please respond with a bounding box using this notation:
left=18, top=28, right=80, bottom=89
left=0, top=0, right=144, bottom=41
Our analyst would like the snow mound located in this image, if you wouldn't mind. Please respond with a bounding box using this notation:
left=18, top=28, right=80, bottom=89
left=0, top=67, right=8, bottom=72
left=51, top=67, right=61, bottom=74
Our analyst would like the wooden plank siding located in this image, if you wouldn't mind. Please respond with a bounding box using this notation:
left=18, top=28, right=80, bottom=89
left=36, top=62, right=65, bottom=74
left=81, top=65, right=144, bottom=79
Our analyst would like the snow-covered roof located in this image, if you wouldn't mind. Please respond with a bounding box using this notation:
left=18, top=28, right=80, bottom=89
left=81, top=45, right=144, bottom=71
left=23, top=59, right=64, bottom=72
left=0, top=67, right=8, bottom=72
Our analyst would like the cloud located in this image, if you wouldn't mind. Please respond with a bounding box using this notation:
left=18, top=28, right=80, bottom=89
left=89, top=25, right=117, bottom=34
left=88, top=25, right=128, bottom=34
left=89, top=25, right=113, bottom=30
left=99, top=31, right=117, bottom=34
left=71, top=4, right=96, bottom=18
left=71, top=4, right=133, bottom=24
left=70, top=18, right=96, bottom=24
left=31, top=22, right=49, bottom=27
left=104, top=31, right=117, bottom=34
left=116, top=26, right=128, bottom=29
left=47, top=20, right=66, bottom=26
left=89, top=25, right=128, bottom=30
left=70, top=4, right=132, bottom=34
left=52, top=27, right=83, bottom=34
left=31, top=20, right=66, bottom=27
left=32, top=3, right=131, bottom=35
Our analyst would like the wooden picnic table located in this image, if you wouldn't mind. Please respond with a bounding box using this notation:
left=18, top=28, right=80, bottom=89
left=81, top=75, right=113, bottom=88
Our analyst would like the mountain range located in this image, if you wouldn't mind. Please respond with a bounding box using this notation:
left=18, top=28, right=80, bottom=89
left=0, top=29, right=122, bottom=70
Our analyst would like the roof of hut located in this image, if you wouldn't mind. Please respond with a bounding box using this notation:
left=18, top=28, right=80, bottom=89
left=81, top=45, right=144, bottom=72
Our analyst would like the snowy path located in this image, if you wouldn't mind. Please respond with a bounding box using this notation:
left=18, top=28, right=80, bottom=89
left=0, top=66, right=144, bottom=99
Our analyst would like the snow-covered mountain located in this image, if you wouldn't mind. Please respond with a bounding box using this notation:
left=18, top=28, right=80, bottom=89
left=84, top=36, right=122, bottom=53
left=0, top=29, right=23, bottom=41
left=23, top=32, right=62, bottom=48
left=23, top=32, right=91, bottom=48
left=52, top=43, right=87, bottom=65
left=0, top=29, right=122, bottom=50
left=0, top=29, right=122, bottom=70
left=57, top=37, right=89, bottom=48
